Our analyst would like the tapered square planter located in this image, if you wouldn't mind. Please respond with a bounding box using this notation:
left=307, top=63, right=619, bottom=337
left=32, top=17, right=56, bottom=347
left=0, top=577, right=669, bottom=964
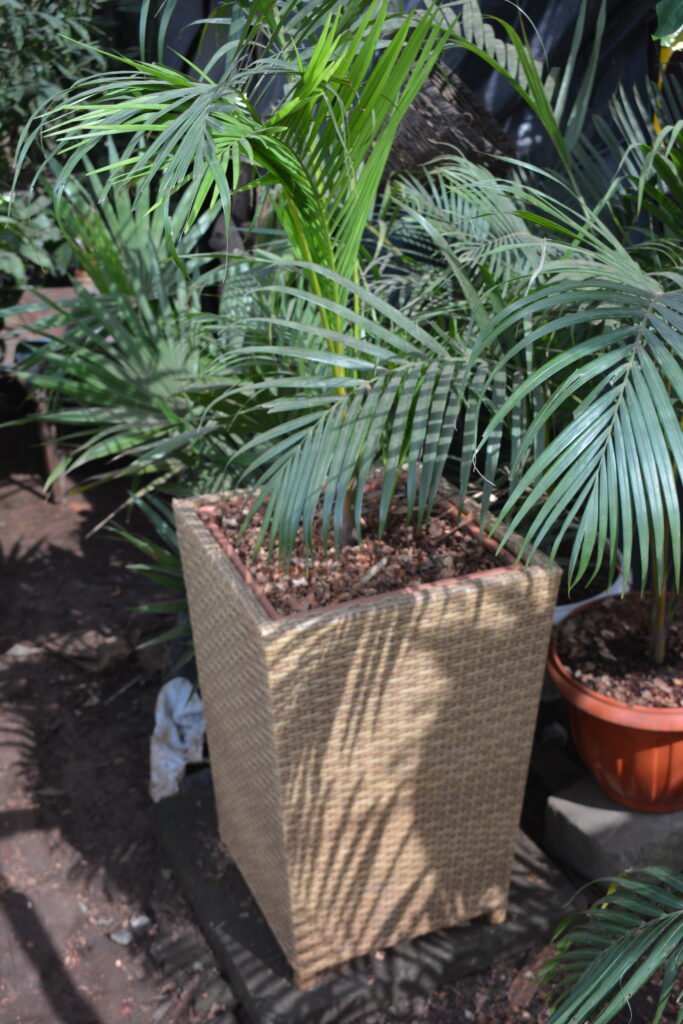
left=173, top=494, right=560, bottom=986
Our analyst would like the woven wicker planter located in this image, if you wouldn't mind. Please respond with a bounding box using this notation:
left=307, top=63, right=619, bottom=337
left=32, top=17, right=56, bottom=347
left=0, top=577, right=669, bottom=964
left=174, top=494, right=560, bottom=985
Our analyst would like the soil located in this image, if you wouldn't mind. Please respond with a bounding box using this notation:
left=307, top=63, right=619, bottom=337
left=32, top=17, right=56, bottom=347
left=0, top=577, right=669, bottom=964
left=556, top=594, right=683, bottom=707
left=197, top=485, right=508, bottom=616
left=0, top=407, right=237, bottom=1024
left=361, top=962, right=680, bottom=1024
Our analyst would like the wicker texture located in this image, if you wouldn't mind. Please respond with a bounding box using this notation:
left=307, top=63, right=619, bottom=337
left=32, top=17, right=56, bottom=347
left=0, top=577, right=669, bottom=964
left=174, top=497, right=560, bottom=983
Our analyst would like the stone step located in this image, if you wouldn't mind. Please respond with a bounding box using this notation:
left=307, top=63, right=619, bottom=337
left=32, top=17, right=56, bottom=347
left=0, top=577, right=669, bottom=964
left=545, top=776, right=683, bottom=879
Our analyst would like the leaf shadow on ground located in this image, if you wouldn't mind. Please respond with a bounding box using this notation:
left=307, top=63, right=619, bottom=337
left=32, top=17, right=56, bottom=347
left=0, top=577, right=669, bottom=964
left=0, top=414, right=234, bottom=1022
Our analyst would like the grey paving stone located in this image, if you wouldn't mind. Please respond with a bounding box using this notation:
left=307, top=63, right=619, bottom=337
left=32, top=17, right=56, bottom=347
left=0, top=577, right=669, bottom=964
left=155, top=774, right=575, bottom=1024
left=545, top=776, right=683, bottom=879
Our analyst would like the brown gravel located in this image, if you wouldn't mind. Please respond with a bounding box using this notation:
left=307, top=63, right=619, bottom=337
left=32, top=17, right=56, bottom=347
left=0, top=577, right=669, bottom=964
left=556, top=594, right=683, bottom=707
left=196, top=485, right=509, bottom=616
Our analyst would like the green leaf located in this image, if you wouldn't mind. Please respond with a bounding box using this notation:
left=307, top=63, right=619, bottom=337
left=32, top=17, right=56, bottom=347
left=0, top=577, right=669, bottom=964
left=654, top=0, right=683, bottom=42
left=544, top=870, right=683, bottom=1024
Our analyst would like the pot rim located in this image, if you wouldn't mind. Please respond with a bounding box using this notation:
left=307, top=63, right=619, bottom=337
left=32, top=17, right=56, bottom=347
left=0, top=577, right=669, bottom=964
left=195, top=498, right=521, bottom=624
left=549, top=596, right=683, bottom=731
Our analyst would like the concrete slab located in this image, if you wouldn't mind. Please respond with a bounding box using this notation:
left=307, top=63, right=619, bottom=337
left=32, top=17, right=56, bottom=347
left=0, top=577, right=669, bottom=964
left=155, top=774, right=576, bottom=1024
left=545, top=776, right=683, bottom=879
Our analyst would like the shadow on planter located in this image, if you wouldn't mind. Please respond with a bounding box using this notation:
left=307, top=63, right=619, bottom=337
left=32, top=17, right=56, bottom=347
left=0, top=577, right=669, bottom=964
left=174, top=496, right=560, bottom=986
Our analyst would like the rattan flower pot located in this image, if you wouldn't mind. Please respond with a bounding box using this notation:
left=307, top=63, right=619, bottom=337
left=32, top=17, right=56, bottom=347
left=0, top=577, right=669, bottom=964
left=173, top=494, right=560, bottom=986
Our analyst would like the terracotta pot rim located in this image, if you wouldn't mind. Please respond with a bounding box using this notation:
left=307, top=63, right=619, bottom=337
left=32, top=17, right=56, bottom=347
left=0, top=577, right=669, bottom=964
left=549, top=596, right=683, bottom=731
left=196, top=500, right=519, bottom=623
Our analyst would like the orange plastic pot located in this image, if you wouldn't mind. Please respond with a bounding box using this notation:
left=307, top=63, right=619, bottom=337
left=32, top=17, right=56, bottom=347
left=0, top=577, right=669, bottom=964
left=548, top=614, right=683, bottom=813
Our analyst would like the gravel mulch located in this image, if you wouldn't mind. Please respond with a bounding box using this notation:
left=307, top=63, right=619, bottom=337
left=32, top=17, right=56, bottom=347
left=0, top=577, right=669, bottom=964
left=197, top=485, right=507, bottom=616
left=556, top=594, right=683, bottom=707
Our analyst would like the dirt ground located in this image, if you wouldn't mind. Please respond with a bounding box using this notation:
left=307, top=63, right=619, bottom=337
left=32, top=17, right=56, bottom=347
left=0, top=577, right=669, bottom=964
left=0, top=431, right=673, bottom=1023
left=0, top=464, right=239, bottom=1024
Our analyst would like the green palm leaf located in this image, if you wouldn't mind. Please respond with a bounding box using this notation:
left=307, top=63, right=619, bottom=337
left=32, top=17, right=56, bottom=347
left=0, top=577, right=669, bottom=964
left=10, top=170, right=250, bottom=501
left=542, top=869, right=683, bottom=1024
left=214, top=259, right=472, bottom=559
left=478, top=276, right=683, bottom=593
left=437, top=161, right=683, bottom=597
left=23, top=0, right=447, bottom=315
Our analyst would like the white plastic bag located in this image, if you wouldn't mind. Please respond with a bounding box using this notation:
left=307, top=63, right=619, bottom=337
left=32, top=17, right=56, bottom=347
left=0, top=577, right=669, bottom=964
left=150, top=677, right=206, bottom=802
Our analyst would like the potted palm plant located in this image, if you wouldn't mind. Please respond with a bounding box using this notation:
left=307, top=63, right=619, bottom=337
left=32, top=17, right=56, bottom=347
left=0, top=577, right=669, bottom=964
left=28, top=0, right=562, bottom=984
left=461, top=82, right=683, bottom=811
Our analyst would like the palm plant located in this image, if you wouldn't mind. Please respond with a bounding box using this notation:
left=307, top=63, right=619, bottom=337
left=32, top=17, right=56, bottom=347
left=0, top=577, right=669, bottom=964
left=351, top=6, right=683, bottom=665
left=24, top=0, right=446, bottom=301
left=111, top=493, right=191, bottom=664
left=541, top=868, right=683, bottom=1024
left=373, top=145, right=683, bottom=663
left=208, top=0, right=620, bottom=559
left=9, top=167, right=253, bottom=504
left=17, top=0, right=452, bottom=543
left=462, top=135, right=683, bottom=665
left=230, top=84, right=683, bottom=664
left=20, top=0, right=680, bottom=626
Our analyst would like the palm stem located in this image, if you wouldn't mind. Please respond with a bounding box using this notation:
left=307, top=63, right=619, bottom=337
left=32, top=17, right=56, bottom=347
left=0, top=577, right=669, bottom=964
left=340, top=485, right=356, bottom=548
left=651, top=523, right=670, bottom=665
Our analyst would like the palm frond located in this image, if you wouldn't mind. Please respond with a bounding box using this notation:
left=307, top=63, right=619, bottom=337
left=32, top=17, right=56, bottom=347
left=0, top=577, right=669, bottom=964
left=210, top=258, right=474, bottom=559
left=11, top=172, right=251, bottom=499
left=387, top=159, right=560, bottom=297
left=111, top=494, right=193, bottom=668
left=21, top=0, right=447, bottom=317
left=463, top=174, right=683, bottom=594
left=542, top=868, right=683, bottom=1024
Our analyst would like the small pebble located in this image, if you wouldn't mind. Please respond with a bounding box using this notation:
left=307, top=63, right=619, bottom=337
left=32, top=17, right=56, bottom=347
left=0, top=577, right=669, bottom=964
left=5, top=642, right=43, bottom=658
left=109, top=928, right=134, bottom=947
left=130, top=913, right=151, bottom=933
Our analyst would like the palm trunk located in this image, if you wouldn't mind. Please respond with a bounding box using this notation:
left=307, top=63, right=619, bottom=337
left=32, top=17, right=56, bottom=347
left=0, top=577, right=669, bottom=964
left=650, top=529, right=670, bottom=666
left=339, top=486, right=356, bottom=549
left=651, top=583, right=669, bottom=665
